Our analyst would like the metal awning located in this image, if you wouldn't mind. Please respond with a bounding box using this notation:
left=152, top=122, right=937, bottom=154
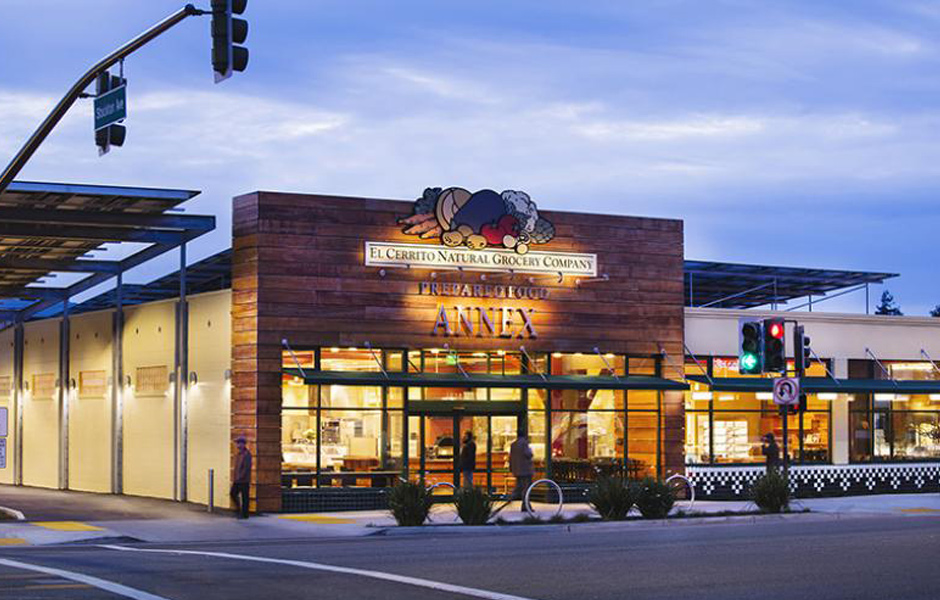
left=688, top=376, right=940, bottom=394
left=0, top=180, right=215, bottom=325
left=283, top=368, right=688, bottom=391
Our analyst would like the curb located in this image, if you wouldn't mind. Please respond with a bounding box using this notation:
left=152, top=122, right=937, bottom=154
left=370, top=510, right=836, bottom=536
left=0, top=506, right=25, bottom=521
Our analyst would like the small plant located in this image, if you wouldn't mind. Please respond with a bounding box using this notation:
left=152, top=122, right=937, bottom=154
left=569, top=512, right=592, bottom=523
left=635, top=478, right=675, bottom=519
left=588, top=476, right=636, bottom=520
left=752, top=470, right=790, bottom=513
left=521, top=515, right=544, bottom=525
left=454, top=486, right=494, bottom=525
left=387, top=481, right=432, bottom=526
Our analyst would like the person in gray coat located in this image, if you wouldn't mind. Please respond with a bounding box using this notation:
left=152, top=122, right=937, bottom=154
left=509, top=435, right=534, bottom=511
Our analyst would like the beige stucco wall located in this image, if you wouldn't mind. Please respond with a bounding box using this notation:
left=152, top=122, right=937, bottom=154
left=685, top=308, right=940, bottom=360
left=68, top=311, right=113, bottom=493
left=0, top=288, right=233, bottom=505
left=186, top=290, right=232, bottom=507
left=0, top=328, right=14, bottom=484
left=22, top=319, right=60, bottom=488
left=122, top=299, right=177, bottom=500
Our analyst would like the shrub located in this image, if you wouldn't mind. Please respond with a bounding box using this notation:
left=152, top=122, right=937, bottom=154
left=454, top=486, right=494, bottom=525
left=387, top=481, right=432, bottom=526
left=588, top=476, right=636, bottom=520
left=751, top=470, right=790, bottom=513
left=635, top=478, right=675, bottom=519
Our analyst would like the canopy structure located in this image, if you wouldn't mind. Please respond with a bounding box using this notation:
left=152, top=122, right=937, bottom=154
left=684, top=260, right=897, bottom=309
left=283, top=368, right=689, bottom=391
left=688, top=375, right=940, bottom=395
left=0, top=181, right=215, bottom=326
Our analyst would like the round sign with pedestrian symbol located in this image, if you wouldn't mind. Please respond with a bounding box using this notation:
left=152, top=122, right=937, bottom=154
left=773, top=377, right=801, bottom=405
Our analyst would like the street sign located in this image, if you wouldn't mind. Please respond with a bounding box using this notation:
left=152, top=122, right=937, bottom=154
left=94, top=84, right=126, bottom=131
left=0, top=439, right=5, bottom=469
left=773, top=377, right=801, bottom=405
left=0, top=407, right=6, bottom=436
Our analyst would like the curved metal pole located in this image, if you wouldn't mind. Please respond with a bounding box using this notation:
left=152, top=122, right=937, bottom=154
left=0, top=4, right=204, bottom=194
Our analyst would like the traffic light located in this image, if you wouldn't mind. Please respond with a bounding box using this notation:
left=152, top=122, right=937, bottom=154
left=793, top=324, right=811, bottom=376
left=738, top=318, right=763, bottom=374
left=763, top=318, right=786, bottom=373
left=95, top=71, right=126, bottom=155
left=211, top=0, right=249, bottom=83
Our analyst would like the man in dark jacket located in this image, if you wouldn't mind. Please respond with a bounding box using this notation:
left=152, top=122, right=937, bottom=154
left=231, top=436, right=252, bottom=519
left=459, top=431, right=476, bottom=488
left=509, top=435, right=535, bottom=511
left=761, top=433, right=780, bottom=472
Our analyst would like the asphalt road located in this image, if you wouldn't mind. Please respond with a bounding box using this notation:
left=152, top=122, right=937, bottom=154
left=1, top=514, right=939, bottom=600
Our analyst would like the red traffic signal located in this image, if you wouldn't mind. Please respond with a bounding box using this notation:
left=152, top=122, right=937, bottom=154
left=763, top=318, right=786, bottom=373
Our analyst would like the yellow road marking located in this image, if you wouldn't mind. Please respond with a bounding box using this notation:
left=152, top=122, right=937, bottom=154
left=278, top=514, right=357, bottom=524
left=898, top=508, right=940, bottom=514
left=0, top=538, right=27, bottom=545
left=30, top=521, right=104, bottom=531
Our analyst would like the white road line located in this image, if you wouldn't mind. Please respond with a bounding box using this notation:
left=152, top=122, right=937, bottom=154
left=101, top=544, right=540, bottom=600
left=0, top=557, right=172, bottom=600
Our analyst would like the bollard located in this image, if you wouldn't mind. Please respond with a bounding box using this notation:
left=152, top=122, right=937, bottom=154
left=207, top=468, right=214, bottom=513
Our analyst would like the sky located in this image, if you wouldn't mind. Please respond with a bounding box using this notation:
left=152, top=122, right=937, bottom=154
left=1, top=0, right=939, bottom=314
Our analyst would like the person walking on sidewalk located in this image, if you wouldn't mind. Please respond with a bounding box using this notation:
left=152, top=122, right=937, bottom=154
left=509, top=434, right=534, bottom=512
left=459, top=431, right=476, bottom=488
left=231, top=435, right=252, bottom=519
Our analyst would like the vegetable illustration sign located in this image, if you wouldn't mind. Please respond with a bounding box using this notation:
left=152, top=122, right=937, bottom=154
left=399, top=187, right=555, bottom=254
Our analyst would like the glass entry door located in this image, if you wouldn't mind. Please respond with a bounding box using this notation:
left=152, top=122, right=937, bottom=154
left=413, top=412, right=520, bottom=494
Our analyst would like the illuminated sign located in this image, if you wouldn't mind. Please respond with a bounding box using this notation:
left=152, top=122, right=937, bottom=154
left=366, top=242, right=596, bottom=277
left=400, top=187, right=555, bottom=253
left=431, top=305, right=537, bottom=338
left=419, top=281, right=550, bottom=300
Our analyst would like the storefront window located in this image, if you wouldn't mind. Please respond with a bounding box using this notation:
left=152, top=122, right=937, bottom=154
left=550, top=410, right=624, bottom=481
left=624, top=412, right=657, bottom=477
left=685, top=411, right=709, bottom=464
left=282, top=348, right=664, bottom=488
left=710, top=411, right=799, bottom=464
left=321, top=348, right=383, bottom=372
left=848, top=361, right=940, bottom=463
left=684, top=356, right=833, bottom=464
left=321, top=385, right=382, bottom=409
left=891, top=412, right=940, bottom=460
left=551, top=352, right=625, bottom=377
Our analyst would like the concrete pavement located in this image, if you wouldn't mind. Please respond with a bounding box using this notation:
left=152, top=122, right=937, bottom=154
left=1, top=484, right=939, bottom=547
left=2, top=513, right=940, bottom=600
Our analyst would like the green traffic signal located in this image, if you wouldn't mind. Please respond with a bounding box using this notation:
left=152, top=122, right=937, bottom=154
left=741, top=352, right=759, bottom=371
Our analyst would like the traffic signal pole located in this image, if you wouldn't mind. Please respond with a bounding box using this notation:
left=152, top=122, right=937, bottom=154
left=0, top=4, right=207, bottom=195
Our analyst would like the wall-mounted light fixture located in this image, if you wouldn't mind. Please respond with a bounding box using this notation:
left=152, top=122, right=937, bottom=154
left=189, top=371, right=198, bottom=386
left=224, top=369, right=232, bottom=381
left=168, top=372, right=177, bottom=384
left=69, top=378, right=77, bottom=390
left=125, top=375, right=132, bottom=388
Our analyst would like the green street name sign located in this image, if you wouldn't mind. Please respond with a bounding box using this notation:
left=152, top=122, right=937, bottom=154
left=94, top=85, right=126, bottom=130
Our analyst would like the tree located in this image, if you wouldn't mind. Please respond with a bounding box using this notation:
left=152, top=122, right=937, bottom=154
left=875, top=290, right=902, bottom=316
left=930, top=305, right=940, bottom=318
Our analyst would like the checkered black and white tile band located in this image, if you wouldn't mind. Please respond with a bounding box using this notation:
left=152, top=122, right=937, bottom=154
left=686, top=463, right=940, bottom=500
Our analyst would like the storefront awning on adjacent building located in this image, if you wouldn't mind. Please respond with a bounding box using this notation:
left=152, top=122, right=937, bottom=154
left=283, top=368, right=688, bottom=391
left=688, top=375, right=940, bottom=394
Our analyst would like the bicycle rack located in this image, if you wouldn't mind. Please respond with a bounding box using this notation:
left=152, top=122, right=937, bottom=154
left=665, top=474, right=695, bottom=513
left=524, top=479, right=564, bottom=520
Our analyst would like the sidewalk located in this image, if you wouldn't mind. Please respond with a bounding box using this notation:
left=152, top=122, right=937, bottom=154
left=1, top=486, right=938, bottom=547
